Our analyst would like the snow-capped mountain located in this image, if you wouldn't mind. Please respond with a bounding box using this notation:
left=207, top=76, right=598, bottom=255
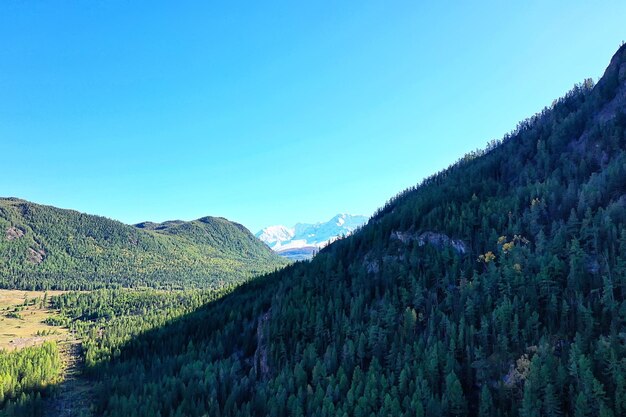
left=255, top=225, right=295, bottom=245
left=256, top=214, right=368, bottom=260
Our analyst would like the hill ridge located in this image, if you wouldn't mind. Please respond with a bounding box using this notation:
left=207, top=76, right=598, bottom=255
left=0, top=197, right=286, bottom=290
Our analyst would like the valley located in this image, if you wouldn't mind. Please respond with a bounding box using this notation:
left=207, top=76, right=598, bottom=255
left=2, top=35, right=626, bottom=417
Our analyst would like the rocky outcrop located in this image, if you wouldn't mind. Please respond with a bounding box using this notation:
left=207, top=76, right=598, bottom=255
left=27, top=247, right=46, bottom=264
left=363, top=231, right=467, bottom=275
left=595, top=42, right=626, bottom=124
left=572, top=44, right=626, bottom=162
left=5, top=226, right=24, bottom=241
left=390, top=230, right=467, bottom=254
left=254, top=309, right=271, bottom=380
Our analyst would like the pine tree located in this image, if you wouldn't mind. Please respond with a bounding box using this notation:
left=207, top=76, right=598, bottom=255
left=543, top=383, right=561, bottom=417
left=444, top=371, right=466, bottom=416
left=478, top=385, right=493, bottom=417
left=574, top=392, right=591, bottom=417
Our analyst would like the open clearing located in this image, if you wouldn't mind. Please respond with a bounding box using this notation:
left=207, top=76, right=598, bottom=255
left=0, top=289, right=70, bottom=350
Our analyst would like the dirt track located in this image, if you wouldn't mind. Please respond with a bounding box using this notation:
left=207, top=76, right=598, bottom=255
left=43, top=342, right=92, bottom=417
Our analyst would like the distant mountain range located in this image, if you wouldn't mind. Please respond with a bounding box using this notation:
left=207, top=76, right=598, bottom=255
left=256, top=213, right=368, bottom=260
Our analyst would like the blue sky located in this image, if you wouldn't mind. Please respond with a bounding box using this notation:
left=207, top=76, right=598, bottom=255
left=1, top=1, right=625, bottom=232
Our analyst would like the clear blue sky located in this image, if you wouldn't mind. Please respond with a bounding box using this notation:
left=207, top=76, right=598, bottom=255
left=1, top=1, right=625, bottom=232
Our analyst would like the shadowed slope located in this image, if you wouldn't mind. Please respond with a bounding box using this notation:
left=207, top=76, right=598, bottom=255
left=61, top=44, right=626, bottom=417
left=0, top=199, right=287, bottom=290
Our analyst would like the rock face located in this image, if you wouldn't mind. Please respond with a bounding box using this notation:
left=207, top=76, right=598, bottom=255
left=27, top=247, right=46, bottom=264
left=570, top=44, right=626, bottom=167
left=254, top=309, right=271, bottom=380
left=5, top=226, right=24, bottom=241
left=390, top=230, right=468, bottom=254
left=5, top=225, right=46, bottom=264
left=595, top=42, right=626, bottom=123
left=363, top=230, right=467, bottom=275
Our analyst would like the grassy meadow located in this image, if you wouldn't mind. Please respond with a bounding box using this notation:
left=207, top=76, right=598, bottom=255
left=0, top=289, right=69, bottom=350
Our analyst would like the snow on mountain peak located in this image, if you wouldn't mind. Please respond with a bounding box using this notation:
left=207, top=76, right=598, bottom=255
left=255, top=213, right=368, bottom=260
left=255, top=225, right=294, bottom=246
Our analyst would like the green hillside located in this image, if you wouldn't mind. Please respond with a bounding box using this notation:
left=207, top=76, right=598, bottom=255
left=0, top=198, right=287, bottom=290
left=57, top=44, right=626, bottom=417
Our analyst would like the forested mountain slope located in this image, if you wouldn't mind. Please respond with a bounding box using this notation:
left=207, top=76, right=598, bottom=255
left=53, top=44, right=626, bottom=417
left=0, top=198, right=286, bottom=290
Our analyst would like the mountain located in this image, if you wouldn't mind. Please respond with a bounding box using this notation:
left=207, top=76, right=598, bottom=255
left=0, top=198, right=287, bottom=290
left=75, top=44, right=626, bottom=417
left=256, top=213, right=368, bottom=260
